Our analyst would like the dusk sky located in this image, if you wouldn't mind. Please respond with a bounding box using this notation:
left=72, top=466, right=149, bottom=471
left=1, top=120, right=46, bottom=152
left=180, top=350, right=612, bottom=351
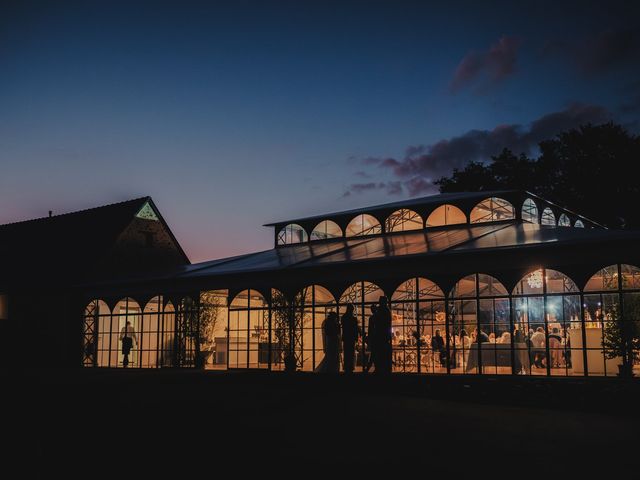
left=2, top=0, right=639, bottom=262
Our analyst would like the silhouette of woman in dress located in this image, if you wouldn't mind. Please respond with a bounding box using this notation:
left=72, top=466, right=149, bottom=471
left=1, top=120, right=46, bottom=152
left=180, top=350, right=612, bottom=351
left=315, top=311, right=340, bottom=373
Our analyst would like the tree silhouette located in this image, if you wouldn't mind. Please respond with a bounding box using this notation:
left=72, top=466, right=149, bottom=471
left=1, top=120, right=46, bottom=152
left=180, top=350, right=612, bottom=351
left=436, top=123, right=640, bottom=228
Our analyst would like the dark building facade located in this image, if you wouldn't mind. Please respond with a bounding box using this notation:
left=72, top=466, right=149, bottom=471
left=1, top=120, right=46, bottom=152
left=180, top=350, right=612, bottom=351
left=3, top=190, right=640, bottom=376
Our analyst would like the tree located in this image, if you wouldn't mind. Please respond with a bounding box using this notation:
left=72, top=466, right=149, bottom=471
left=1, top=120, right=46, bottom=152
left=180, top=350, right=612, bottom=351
left=271, top=289, right=309, bottom=372
left=436, top=123, right=640, bottom=228
left=197, top=291, right=224, bottom=366
left=601, top=297, right=640, bottom=377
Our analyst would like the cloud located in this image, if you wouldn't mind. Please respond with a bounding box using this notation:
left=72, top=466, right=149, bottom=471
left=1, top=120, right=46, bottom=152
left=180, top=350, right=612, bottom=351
left=350, top=103, right=610, bottom=197
left=579, top=28, right=640, bottom=75
left=342, top=181, right=405, bottom=197
left=542, top=28, right=640, bottom=76
left=450, top=36, right=521, bottom=93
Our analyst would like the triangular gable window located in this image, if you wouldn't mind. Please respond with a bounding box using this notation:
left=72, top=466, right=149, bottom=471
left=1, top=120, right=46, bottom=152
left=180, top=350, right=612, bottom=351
left=136, top=202, right=159, bottom=221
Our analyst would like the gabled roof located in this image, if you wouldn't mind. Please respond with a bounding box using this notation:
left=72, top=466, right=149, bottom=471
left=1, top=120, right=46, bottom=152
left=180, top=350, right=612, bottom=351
left=0, top=196, right=188, bottom=287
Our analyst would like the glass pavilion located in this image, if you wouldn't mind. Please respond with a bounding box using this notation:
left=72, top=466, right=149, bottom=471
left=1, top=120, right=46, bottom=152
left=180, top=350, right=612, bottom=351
left=81, top=190, right=640, bottom=377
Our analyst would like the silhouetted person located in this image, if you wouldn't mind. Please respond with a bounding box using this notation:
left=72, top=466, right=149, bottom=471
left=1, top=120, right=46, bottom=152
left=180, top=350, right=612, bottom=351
left=365, top=304, right=378, bottom=372
left=375, top=296, right=392, bottom=374
left=120, top=321, right=138, bottom=368
left=341, top=304, right=359, bottom=373
left=315, top=312, right=340, bottom=373
left=431, top=329, right=446, bottom=367
left=473, top=327, right=490, bottom=343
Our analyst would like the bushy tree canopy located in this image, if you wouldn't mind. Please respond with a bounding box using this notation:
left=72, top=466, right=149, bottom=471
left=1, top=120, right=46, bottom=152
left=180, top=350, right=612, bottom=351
left=436, top=123, right=640, bottom=228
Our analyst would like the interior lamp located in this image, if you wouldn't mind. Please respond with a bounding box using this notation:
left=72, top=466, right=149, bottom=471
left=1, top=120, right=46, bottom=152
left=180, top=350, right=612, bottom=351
left=527, top=270, right=544, bottom=289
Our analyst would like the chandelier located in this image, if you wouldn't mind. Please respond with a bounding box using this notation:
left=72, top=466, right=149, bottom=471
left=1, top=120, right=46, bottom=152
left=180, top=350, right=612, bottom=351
left=527, top=270, right=544, bottom=289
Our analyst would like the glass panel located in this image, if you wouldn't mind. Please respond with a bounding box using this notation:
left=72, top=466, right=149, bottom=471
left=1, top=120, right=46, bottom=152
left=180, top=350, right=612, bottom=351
left=425, top=204, right=466, bottom=227
left=451, top=275, right=476, bottom=298
left=385, top=209, right=423, bottom=232
left=345, top=214, right=382, bottom=237
left=574, top=220, right=585, bottom=228
left=277, top=223, right=308, bottom=245
left=546, top=269, right=579, bottom=294
left=470, top=197, right=515, bottom=223
left=521, top=198, right=539, bottom=224
left=477, top=274, right=508, bottom=296
left=513, top=269, right=544, bottom=295
left=558, top=214, right=571, bottom=226
left=621, top=264, right=640, bottom=290
left=310, top=220, right=342, bottom=241
left=541, top=208, right=556, bottom=226
left=584, top=265, right=619, bottom=292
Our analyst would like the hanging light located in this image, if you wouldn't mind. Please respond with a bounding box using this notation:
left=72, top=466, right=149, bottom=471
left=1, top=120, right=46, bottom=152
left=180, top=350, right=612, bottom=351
left=527, top=270, right=544, bottom=289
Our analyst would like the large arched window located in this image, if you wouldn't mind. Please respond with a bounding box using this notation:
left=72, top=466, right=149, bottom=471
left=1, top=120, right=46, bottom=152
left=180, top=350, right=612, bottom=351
left=99, top=297, right=142, bottom=368
left=385, top=209, right=423, bottom=232
left=521, top=198, right=539, bottom=224
left=229, top=290, right=269, bottom=369
left=277, top=224, right=308, bottom=245
left=470, top=197, right=515, bottom=223
left=541, top=208, right=556, bottom=226
left=199, top=290, right=228, bottom=370
left=345, top=214, right=382, bottom=237
left=425, top=204, right=467, bottom=227
left=558, top=214, right=571, bottom=227
left=512, top=269, right=580, bottom=377
left=139, top=296, right=165, bottom=368
left=310, top=220, right=342, bottom=241
left=584, top=264, right=640, bottom=377
left=391, top=278, right=445, bottom=373
left=290, top=285, right=336, bottom=372
left=449, top=274, right=510, bottom=375
left=340, top=281, right=385, bottom=372
left=574, top=219, right=585, bottom=228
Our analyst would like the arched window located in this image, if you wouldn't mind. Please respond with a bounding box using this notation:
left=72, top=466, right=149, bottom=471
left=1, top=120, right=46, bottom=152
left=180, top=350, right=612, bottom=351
left=391, top=278, right=445, bottom=373
left=541, top=208, right=556, bottom=226
left=470, top=197, right=515, bottom=223
left=385, top=209, right=423, bottom=232
left=345, top=214, right=381, bottom=237
left=574, top=219, right=585, bottom=228
left=558, top=214, right=571, bottom=227
left=100, top=297, right=142, bottom=368
left=277, top=224, right=308, bottom=245
left=521, top=198, right=539, bottom=224
left=199, top=290, right=228, bottom=370
left=425, top=204, right=467, bottom=227
left=583, top=264, right=640, bottom=377
left=450, top=274, right=510, bottom=375
left=512, top=269, right=580, bottom=377
left=229, top=289, right=269, bottom=369
left=310, top=220, right=342, bottom=241
left=291, top=285, right=336, bottom=372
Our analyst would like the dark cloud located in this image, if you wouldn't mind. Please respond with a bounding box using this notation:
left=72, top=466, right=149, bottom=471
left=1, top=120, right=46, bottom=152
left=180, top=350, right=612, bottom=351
left=579, top=28, right=640, bottom=75
left=450, top=36, right=521, bottom=93
left=346, top=103, right=610, bottom=197
left=342, top=181, right=405, bottom=197
left=620, top=80, right=640, bottom=114
left=542, top=28, right=640, bottom=76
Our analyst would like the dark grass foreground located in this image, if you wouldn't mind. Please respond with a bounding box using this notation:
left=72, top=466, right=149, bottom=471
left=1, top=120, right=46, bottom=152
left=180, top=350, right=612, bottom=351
left=4, top=369, right=639, bottom=478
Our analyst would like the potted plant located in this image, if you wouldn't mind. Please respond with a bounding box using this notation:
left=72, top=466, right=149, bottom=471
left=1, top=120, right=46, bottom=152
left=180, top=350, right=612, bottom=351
left=196, top=291, right=223, bottom=368
left=601, top=297, right=640, bottom=377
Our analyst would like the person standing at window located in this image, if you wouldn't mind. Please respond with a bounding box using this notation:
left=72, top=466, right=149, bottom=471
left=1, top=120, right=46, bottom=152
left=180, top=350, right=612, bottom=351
left=120, top=321, right=138, bottom=368
left=341, top=304, right=359, bottom=373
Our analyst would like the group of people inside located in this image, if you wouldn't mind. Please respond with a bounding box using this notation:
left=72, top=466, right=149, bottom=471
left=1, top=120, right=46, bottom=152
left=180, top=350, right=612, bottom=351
left=315, top=296, right=393, bottom=374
